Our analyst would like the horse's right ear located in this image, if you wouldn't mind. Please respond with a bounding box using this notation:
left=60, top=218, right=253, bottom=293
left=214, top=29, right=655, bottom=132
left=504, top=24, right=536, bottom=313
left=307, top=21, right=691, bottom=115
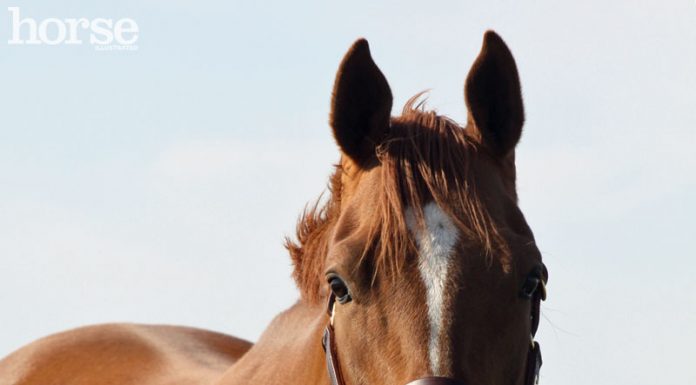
left=330, top=39, right=393, bottom=167
left=464, top=31, right=524, bottom=158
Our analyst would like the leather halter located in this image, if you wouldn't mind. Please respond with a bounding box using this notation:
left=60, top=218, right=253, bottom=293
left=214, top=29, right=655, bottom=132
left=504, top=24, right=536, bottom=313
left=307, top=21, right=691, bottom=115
left=321, top=282, right=546, bottom=385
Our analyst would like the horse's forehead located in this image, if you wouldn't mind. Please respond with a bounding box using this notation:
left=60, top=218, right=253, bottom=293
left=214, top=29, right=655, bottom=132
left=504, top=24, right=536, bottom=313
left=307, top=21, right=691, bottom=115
left=406, top=202, right=460, bottom=375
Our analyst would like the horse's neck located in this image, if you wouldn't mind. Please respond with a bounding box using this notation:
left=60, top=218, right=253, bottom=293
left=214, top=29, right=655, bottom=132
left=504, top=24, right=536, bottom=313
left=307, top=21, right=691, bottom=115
left=216, top=300, right=328, bottom=385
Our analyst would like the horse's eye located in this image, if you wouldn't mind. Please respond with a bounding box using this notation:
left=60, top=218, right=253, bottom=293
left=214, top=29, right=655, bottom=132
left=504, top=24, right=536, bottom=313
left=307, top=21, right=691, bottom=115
left=521, top=276, right=540, bottom=299
left=328, top=276, right=352, bottom=304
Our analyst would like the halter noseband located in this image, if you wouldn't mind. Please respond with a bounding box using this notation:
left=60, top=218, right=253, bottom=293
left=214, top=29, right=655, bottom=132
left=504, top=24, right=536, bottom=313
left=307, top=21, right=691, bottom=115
left=321, top=282, right=546, bottom=385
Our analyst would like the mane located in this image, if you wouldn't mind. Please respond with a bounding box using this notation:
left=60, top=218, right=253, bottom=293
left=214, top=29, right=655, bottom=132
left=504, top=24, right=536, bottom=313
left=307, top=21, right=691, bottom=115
left=285, top=95, right=504, bottom=303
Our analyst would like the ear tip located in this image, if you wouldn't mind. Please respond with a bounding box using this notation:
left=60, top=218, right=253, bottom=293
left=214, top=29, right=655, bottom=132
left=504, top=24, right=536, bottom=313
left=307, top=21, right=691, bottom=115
left=482, top=30, right=509, bottom=51
left=483, top=30, right=502, bottom=41
left=354, top=37, right=369, bottom=47
left=338, top=38, right=378, bottom=73
left=347, top=38, right=371, bottom=58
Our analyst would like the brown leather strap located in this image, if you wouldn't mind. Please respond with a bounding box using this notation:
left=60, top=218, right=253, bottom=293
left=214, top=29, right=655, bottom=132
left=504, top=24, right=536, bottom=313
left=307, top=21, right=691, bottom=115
left=322, top=294, right=346, bottom=385
left=322, top=323, right=346, bottom=385
left=525, top=341, right=542, bottom=385
left=405, top=377, right=467, bottom=385
left=525, top=286, right=545, bottom=385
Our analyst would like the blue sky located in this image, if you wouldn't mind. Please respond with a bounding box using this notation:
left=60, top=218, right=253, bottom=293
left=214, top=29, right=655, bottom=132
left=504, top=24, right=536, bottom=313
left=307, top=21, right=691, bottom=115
left=1, top=1, right=695, bottom=384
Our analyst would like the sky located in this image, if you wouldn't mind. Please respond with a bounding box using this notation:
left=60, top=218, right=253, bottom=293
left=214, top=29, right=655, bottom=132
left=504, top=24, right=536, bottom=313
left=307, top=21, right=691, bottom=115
left=0, top=1, right=695, bottom=384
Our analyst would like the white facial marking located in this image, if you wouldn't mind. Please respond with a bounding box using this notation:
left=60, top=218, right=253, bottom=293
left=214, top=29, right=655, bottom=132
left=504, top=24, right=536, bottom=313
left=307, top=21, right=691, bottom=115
left=406, top=202, right=459, bottom=375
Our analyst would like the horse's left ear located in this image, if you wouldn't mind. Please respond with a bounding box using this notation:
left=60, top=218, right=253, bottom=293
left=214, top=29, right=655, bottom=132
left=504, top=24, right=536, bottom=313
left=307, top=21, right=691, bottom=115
left=465, top=31, right=524, bottom=158
left=331, top=39, right=393, bottom=166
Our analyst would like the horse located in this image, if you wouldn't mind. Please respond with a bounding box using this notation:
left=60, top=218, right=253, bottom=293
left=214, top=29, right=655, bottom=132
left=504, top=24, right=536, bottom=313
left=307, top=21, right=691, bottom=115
left=0, top=30, right=547, bottom=385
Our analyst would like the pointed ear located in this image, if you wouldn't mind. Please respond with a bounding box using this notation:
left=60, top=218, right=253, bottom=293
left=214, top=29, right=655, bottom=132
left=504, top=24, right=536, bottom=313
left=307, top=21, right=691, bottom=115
left=465, top=31, right=524, bottom=158
left=330, top=39, right=393, bottom=166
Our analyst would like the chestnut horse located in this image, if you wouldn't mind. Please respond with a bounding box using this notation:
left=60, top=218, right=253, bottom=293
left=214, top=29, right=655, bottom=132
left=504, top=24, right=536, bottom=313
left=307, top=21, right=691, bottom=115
left=0, top=31, right=548, bottom=385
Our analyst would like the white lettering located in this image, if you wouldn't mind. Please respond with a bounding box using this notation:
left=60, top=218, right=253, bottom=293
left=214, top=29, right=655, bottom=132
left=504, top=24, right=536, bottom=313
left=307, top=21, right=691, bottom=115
left=38, top=18, right=67, bottom=45
left=90, top=18, right=114, bottom=45
left=7, top=8, right=138, bottom=49
left=64, top=18, right=89, bottom=45
left=114, top=18, right=138, bottom=45
left=8, top=7, right=40, bottom=45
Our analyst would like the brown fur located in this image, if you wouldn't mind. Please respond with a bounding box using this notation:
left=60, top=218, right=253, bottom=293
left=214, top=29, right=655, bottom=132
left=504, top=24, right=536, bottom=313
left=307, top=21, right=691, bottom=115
left=0, top=324, right=251, bottom=385
left=0, top=31, right=545, bottom=385
left=286, top=96, right=506, bottom=304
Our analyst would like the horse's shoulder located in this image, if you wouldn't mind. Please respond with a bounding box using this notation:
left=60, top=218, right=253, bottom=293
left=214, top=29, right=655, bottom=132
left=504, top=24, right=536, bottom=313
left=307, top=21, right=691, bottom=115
left=213, top=302, right=326, bottom=385
left=0, top=323, right=253, bottom=385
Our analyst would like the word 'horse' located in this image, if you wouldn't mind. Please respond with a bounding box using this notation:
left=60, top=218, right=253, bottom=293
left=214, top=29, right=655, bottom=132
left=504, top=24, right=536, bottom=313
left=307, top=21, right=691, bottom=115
left=0, top=31, right=548, bottom=385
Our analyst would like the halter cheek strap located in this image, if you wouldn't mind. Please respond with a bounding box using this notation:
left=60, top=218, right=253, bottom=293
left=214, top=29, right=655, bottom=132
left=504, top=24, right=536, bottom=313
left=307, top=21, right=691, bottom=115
left=405, top=378, right=467, bottom=385
left=321, top=282, right=545, bottom=385
left=526, top=279, right=545, bottom=385
left=322, top=293, right=346, bottom=385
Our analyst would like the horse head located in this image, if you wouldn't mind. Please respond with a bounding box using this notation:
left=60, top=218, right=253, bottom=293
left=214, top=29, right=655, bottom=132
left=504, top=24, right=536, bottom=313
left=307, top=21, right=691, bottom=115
left=288, top=31, right=547, bottom=385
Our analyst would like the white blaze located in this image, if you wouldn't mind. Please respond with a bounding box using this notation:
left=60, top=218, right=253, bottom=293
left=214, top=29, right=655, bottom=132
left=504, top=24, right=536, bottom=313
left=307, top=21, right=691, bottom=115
left=406, top=202, right=459, bottom=374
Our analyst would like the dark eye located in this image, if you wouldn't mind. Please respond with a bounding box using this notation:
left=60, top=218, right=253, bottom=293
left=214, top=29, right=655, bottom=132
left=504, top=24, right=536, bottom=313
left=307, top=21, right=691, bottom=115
left=520, top=276, right=540, bottom=299
left=328, top=276, right=352, bottom=304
